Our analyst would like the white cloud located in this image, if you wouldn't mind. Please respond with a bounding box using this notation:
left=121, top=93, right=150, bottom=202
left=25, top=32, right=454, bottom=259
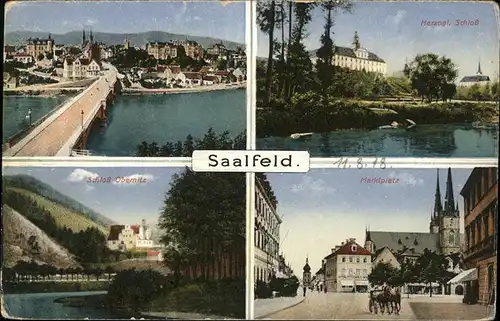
left=387, top=171, right=424, bottom=187
left=385, top=9, right=407, bottom=26
left=67, top=169, right=99, bottom=182
left=112, top=174, right=155, bottom=187
left=193, top=16, right=202, bottom=21
left=86, top=18, right=98, bottom=26
left=84, top=185, right=95, bottom=192
left=290, top=176, right=336, bottom=194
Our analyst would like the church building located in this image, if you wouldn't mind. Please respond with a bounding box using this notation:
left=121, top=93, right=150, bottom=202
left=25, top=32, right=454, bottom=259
left=63, top=29, right=102, bottom=80
left=458, top=61, right=491, bottom=87
left=364, top=168, right=465, bottom=294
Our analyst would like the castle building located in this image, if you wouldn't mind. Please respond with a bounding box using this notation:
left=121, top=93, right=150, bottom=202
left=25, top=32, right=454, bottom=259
left=25, top=34, right=55, bottom=59
left=106, top=219, right=155, bottom=251
left=146, top=42, right=178, bottom=60
left=324, top=239, right=372, bottom=293
left=364, top=168, right=465, bottom=294
left=312, top=31, right=386, bottom=75
left=458, top=61, right=491, bottom=87
left=254, top=176, right=282, bottom=283
left=458, top=167, right=497, bottom=305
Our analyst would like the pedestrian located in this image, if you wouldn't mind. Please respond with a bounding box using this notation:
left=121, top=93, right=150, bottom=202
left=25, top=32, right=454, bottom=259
left=303, top=285, right=307, bottom=297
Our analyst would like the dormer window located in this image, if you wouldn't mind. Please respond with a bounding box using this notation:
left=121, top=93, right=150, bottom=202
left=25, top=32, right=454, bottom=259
left=351, top=245, right=357, bottom=252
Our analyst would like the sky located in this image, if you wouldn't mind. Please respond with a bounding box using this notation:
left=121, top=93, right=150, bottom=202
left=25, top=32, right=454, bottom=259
left=257, top=1, right=500, bottom=79
left=266, top=168, right=473, bottom=276
left=3, top=166, right=186, bottom=226
left=5, top=1, right=246, bottom=44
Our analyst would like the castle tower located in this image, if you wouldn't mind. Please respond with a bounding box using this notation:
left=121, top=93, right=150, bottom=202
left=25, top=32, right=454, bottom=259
left=353, top=31, right=360, bottom=51
left=439, top=168, right=461, bottom=255
left=430, top=169, right=442, bottom=234
left=302, top=257, right=311, bottom=287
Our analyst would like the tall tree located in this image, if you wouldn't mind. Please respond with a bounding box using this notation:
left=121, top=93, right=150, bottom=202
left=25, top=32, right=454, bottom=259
left=258, top=0, right=277, bottom=105
left=316, top=0, right=353, bottom=99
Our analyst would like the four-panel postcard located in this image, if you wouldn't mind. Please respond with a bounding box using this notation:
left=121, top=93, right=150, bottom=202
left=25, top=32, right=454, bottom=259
left=1, top=0, right=498, bottom=320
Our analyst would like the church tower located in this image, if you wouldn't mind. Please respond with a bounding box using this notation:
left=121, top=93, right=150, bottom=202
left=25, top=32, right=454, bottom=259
left=302, top=257, right=311, bottom=287
left=439, top=168, right=461, bottom=255
left=364, top=226, right=374, bottom=253
left=430, top=169, right=442, bottom=234
left=477, top=60, right=482, bottom=75
left=82, top=29, right=86, bottom=47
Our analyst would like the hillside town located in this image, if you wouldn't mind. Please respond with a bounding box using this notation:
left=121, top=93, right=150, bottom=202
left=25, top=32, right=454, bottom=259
left=3, top=30, right=247, bottom=91
left=254, top=168, right=497, bottom=320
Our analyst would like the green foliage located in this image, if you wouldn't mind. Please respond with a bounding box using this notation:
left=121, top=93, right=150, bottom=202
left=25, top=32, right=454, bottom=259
left=3, top=188, right=116, bottom=263
left=255, top=280, right=273, bottom=298
left=3, top=175, right=114, bottom=226
left=107, top=269, right=173, bottom=311
left=456, top=82, right=499, bottom=101
left=404, top=53, right=458, bottom=102
left=109, top=47, right=155, bottom=68
left=135, top=128, right=246, bottom=157
left=270, top=275, right=300, bottom=297
left=158, top=167, right=245, bottom=284
left=414, top=249, right=451, bottom=296
left=153, top=278, right=245, bottom=318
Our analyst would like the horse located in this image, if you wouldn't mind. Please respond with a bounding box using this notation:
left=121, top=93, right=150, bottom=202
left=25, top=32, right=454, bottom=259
left=383, top=286, right=401, bottom=315
left=369, top=289, right=389, bottom=314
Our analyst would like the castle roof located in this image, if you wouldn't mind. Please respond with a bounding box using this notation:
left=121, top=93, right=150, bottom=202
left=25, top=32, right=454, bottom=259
left=459, top=75, right=490, bottom=83
left=310, top=46, right=385, bottom=63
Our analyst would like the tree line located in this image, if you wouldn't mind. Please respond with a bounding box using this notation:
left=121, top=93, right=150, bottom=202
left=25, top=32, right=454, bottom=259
left=368, top=248, right=458, bottom=297
left=3, top=260, right=116, bottom=283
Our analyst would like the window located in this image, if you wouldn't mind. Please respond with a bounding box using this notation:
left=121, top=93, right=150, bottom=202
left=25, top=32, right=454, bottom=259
left=363, top=257, right=367, bottom=263
left=349, top=257, right=353, bottom=263
left=349, top=268, right=353, bottom=275
left=477, top=218, right=482, bottom=241
left=356, top=257, right=360, bottom=263
left=342, top=257, right=346, bottom=263
left=484, top=212, right=489, bottom=238
left=356, top=269, right=360, bottom=276
left=363, top=269, right=367, bottom=275
left=449, top=230, right=455, bottom=245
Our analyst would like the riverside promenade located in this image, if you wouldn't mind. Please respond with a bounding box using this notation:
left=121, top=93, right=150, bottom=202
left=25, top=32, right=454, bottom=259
left=3, top=71, right=118, bottom=157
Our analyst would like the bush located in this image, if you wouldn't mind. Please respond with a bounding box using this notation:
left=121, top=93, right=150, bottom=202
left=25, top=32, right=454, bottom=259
left=107, top=269, right=173, bottom=311
left=255, top=280, right=273, bottom=299
left=270, top=276, right=299, bottom=297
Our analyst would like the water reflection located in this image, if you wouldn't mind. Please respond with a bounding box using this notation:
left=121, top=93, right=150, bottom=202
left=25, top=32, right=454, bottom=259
left=258, top=124, right=498, bottom=157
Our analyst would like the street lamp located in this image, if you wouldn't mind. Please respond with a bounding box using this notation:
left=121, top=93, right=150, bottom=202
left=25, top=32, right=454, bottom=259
left=81, top=110, right=84, bottom=129
left=27, top=108, right=32, bottom=126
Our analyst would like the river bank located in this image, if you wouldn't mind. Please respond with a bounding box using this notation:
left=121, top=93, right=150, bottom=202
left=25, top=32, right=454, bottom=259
left=257, top=100, right=499, bottom=138
left=3, top=89, right=82, bottom=98
left=122, top=83, right=246, bottom=95
left=3, top=281, right=109, bottom=294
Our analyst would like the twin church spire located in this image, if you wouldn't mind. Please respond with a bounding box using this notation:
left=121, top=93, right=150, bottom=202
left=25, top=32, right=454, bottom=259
left=431, top=168, right=459, bottom=231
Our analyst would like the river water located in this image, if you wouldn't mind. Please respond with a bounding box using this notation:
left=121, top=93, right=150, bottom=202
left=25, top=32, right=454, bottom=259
left=257, top=124, right=499, bottom=157
left=2, top=96, right=69, bottom=143
left=85, top=89, right=246, bottom=156
left=2, top=291, right=131, bottom=319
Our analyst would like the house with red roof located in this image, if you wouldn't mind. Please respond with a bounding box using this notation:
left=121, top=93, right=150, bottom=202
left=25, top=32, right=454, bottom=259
left=106, top=219, right=155, bottom=251
left=324, top=238, right=372, bottom=292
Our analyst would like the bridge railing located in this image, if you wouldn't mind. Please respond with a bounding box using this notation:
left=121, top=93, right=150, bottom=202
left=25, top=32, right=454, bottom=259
left=71, top=149, right=93, bottom=157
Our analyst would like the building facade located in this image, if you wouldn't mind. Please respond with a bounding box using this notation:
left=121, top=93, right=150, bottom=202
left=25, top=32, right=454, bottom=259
left=26, top=34, right=55, bottom=59
left=365, top=168, right=467, bottom=295
left=106, top=219, right=155, bottom=251
left=303, top=258, right=311, bottom=286
left=320, top=31, right=387, bottom=75
left=460, top=167, right=498, bottom=305
left=324, top=239, right=372, bottom=292
left=254, top=176, right=282, bottom=283
left=146, top=42, right=178, bottom=60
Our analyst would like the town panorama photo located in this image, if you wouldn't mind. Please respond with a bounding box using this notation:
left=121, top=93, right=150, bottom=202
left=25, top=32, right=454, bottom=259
left=3, top=1, right=247, bottom=157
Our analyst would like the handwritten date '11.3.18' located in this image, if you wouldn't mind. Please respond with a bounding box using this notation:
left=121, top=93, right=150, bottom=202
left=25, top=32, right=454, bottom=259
left=333, top=157, right=389, bottom=169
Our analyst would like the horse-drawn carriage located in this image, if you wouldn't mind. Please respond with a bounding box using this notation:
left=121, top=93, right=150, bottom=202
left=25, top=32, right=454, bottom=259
left=368, top=286, right=401, bottom=315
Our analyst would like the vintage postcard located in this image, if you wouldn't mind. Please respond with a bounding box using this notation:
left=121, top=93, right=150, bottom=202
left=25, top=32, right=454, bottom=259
left=253, top=168, right=497, bottom=319
left=256, top=0, right=499, bottom=158
left=1, top=167, right=246, bottom=319
left=3, top=1, right=246, bottom=157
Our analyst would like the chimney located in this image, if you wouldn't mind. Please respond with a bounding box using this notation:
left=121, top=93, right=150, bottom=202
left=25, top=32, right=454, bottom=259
left=350, top=238, right=356, bottom=242
left=341, top=242, right=345, bottom=246
left=331, top=248, right=335, bottom=253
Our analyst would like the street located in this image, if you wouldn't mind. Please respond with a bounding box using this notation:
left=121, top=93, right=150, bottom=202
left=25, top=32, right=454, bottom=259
left=261, top=292, right=492, bottom=320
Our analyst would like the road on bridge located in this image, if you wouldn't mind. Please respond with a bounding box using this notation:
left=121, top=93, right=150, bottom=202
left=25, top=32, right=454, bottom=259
left=5, top=73, right=116, bottom=157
